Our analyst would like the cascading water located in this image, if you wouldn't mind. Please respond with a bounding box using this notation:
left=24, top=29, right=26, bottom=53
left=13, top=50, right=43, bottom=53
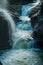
left=0, top=0, right=43, bottom=65
left=14, top=0, right=41, bottom=49
left=0, top=0, right=15, bottom=48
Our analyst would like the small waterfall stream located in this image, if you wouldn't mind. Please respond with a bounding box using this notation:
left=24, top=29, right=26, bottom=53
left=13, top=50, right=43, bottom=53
left=0, top=0, right=42, bottom=65
left=14, top=0, right=40, bottom=49
left=0, top=0, right=15, bottom=47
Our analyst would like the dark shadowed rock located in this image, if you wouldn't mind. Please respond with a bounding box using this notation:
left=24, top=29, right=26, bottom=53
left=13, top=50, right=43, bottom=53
left=0, top=61, right=2, bottom=65
left=33, top=18, right=43, bottom=49
left=0, top=15, right=11, bottom=50
left=30, top=2, right=43, bottom=49
left=9, top=0, right=33, bottom=5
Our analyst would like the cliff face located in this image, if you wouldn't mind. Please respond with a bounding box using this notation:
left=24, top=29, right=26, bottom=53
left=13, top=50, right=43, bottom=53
left=32, top=3, right=43, bottom=49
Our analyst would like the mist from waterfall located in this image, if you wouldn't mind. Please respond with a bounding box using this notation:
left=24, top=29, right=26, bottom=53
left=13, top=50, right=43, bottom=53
left=0, top=0, right=8, bottom=8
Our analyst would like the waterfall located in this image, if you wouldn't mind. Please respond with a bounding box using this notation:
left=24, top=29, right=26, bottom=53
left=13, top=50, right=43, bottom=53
left=0, top=0, right=15, bottom=48
left=0, top=0, right=42, bottom=65
left=21, top=0, right=40, bottom=16
left=14, top=0, right=41, bottom=49
left=0, top=0, right=40, bottom=49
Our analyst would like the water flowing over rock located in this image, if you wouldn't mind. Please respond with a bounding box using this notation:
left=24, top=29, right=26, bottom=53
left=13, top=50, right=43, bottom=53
left=0, top=0, right=43, bottom=65
left=0, top=0, right=15, bottom=50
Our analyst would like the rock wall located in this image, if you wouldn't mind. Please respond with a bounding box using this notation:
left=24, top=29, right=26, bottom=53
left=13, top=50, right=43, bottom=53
left=0, top=16, right=11, bottom=50
left=32, top=2, right=43, bottom=49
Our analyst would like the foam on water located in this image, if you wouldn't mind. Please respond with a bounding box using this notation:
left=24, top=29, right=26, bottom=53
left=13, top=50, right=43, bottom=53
left=0, top=49, right=42, bottom=65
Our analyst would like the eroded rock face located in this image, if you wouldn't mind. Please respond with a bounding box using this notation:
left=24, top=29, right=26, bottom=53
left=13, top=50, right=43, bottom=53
left=33, top=19, right=43, bottom=49
left=32, top=3, right=43, bottom=49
